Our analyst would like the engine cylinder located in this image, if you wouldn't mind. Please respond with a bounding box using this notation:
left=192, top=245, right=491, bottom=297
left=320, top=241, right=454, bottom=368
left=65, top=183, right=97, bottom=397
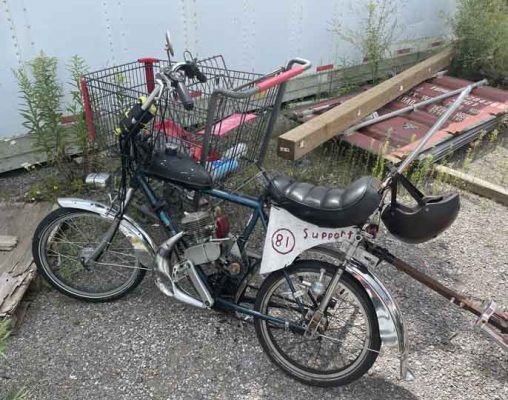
left=180, top=211, right=214, bottom=244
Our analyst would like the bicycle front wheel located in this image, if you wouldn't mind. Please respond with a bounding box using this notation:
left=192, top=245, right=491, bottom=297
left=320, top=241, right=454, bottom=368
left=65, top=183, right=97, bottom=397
left=254, top=260, right=380, bottom=386
left=32, top=207, right=146, bottom=302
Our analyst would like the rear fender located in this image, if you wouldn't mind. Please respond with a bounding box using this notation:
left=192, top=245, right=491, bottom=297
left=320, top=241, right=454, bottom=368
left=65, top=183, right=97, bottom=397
left=310, top=245, right=413, bottom=380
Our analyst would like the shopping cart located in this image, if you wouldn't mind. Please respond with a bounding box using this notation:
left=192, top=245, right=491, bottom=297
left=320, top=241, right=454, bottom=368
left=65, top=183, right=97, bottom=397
left=81, top=54, right=309, bottom=185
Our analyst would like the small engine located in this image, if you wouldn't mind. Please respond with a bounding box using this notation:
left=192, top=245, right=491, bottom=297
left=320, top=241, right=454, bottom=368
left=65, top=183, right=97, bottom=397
left=180, top=211, right=215, bottom=244
left=179, top=209, right=242, bottom=297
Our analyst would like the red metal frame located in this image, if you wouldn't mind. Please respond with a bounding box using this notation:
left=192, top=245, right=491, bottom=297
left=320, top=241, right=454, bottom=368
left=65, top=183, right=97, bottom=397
left=316, top=64, right=334, bottom=73
left=80, top=78, right=95, bottom=140
left=256, top=66, right=306, bottom=92
left=138, top=57, right=160, bottom=93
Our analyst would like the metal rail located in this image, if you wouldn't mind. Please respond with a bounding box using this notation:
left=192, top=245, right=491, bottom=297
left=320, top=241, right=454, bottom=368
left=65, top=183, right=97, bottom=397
left=344, top=79, right=488, bottom=135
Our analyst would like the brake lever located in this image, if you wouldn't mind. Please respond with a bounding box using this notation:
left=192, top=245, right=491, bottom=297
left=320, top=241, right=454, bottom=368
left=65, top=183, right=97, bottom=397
left=191, top=62, right=207, bottom=83
left=182, top=59, right=207, bottom=83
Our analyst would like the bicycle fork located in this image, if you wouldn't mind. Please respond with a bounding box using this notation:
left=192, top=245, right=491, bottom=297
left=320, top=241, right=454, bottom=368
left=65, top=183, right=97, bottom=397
left=82, top=188, right=135, bottom=266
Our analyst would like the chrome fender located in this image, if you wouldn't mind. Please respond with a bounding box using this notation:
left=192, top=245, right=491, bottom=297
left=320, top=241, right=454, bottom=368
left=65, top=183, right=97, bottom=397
left=311, top=245, right=414, bottom=381
left=57, top=198, right=157, bottom=268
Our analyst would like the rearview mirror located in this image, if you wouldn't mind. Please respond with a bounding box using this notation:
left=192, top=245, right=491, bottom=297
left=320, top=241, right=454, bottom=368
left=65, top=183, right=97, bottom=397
left=165, top=31, right=175, bottom=57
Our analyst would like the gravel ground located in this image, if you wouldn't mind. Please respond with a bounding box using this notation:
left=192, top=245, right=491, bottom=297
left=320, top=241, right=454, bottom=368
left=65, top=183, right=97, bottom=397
left=448, top=127, right=508, bottom=187
left=0, top=190, right=507, bottom=400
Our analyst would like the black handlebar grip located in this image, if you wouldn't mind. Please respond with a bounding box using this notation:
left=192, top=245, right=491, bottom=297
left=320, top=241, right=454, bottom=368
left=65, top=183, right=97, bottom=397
left=175, top=80, right=194, bottom=111
left=194, top=66, right=207, bottom=83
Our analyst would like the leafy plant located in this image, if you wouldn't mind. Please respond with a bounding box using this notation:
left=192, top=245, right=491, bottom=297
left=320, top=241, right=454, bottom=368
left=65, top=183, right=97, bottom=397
left=14, top=52, right=69, bottom=174
left=450, top=0, right=508, bottom=85
left=15, top=53, right=97, bottom=182
left=330, top=0, right=402, bottom=83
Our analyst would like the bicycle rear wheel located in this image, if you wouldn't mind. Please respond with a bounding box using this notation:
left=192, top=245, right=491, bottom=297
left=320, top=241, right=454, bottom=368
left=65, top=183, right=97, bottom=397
left=254, top=260, right=380, bottom=386
left=32, top=207, right=146, bottom=302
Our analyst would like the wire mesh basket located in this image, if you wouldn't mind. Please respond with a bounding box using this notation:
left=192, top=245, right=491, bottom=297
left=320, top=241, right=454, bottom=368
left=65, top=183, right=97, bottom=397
left=81, top=55, right=293, bottom=185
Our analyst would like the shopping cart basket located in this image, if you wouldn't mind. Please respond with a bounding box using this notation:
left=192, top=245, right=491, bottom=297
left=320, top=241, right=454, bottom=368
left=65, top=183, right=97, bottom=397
left=81, top=55, right=310, bottom=185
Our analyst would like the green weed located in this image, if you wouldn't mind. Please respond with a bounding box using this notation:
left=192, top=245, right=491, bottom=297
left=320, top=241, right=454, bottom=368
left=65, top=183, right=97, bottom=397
left=450, top=0, right=508, bottom=85
left=330, top=0, right=402, bottom=83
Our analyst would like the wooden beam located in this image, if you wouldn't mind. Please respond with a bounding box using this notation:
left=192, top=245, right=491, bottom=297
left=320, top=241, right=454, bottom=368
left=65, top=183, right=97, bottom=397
left=277, top=48, right=455, bottom=160
left=435, top=165, right=508, bottom=206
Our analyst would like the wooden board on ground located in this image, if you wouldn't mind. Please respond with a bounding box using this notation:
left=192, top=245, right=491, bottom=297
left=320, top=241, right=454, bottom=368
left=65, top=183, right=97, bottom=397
left=277, top=48, right=455, bottom=160
left=435, top=165, right=508, bottom=206
left=0, top=202, right=52, bottom=317
left=0, top=235, right=18, bottom=251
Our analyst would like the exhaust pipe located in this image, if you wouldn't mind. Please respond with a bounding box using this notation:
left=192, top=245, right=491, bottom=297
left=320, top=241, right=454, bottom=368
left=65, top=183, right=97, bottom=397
left=154, top=232, right=212, bottom=308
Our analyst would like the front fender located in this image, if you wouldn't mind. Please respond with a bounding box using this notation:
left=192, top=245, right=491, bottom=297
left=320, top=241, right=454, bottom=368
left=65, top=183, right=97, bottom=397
left=57, top=198, right=157, bottom=268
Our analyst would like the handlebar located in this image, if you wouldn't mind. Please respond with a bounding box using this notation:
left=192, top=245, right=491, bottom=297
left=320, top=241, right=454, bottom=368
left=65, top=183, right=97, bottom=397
left=141, top=57, right=311, bottom=112
left=174, top=78, right=194, bottom=110
left=256, top=58, right=311, bottom=92
left=204, top=57, right=312, bottom=100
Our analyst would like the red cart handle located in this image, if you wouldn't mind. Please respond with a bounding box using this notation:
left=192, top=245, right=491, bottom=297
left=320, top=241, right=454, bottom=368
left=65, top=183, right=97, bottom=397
left=256, top=58, right=311, bottom=92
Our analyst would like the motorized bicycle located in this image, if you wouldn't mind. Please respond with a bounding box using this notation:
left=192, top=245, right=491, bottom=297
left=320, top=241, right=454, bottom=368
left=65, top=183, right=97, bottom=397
left=32, top=33, right=508, bottom=387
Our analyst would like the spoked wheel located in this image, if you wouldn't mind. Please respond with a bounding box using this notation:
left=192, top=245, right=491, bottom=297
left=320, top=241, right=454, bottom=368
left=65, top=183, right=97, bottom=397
left=32, top=208, right=146, bottom=302
left=254, top=260, right=380, bottom=386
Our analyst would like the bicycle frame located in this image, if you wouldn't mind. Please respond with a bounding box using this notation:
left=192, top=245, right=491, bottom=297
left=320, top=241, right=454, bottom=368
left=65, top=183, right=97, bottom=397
left=123, top=169, right=414, bottom=370
left=133, top=170, right=268, bottom=246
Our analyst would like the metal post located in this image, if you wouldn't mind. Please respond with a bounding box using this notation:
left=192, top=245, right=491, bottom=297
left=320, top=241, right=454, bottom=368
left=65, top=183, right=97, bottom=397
left=138, top=57, right=159, bottom=93
left=257, top=80, right=287, bottom=166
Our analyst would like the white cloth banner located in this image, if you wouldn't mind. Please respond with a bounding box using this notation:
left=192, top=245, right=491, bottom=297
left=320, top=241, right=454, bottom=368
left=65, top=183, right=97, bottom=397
left=260, top=207, right=358, bottom=274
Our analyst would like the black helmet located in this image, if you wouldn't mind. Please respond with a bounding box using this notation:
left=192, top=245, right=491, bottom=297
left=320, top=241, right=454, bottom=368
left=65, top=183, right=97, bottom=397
left=380, top=173, right=460, bottom=244
left=381, top=193, right=460, bottom=244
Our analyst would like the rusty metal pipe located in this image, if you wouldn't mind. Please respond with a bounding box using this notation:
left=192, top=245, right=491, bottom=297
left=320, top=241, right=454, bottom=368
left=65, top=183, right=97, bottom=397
left=368, top=243, right=508, bottom=334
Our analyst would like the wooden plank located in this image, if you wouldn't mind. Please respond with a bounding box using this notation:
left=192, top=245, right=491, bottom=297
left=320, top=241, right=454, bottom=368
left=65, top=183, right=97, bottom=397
left=0, top=202, right=52, bottom=317
left=0, top=236, right=18, bottom=251
left=435, top=165, right=508, bottom=206
left=277, top=48, right=455, bottom=160
left=0, top=268, right=36, bottom=317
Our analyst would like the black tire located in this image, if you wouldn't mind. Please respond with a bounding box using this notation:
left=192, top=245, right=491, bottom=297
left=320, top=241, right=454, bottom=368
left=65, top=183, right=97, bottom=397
left=254, top=260, right=380, bottom=387
left=32, top=207, right=146, bottom=302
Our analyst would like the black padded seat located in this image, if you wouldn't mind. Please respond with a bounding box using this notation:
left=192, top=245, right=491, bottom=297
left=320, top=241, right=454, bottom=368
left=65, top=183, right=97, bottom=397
left=143, top=151, right=212, bottom=190
left=268, top=175, right=382, bottom=228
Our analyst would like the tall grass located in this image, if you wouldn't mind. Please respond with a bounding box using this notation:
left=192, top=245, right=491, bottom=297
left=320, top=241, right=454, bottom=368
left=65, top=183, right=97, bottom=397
left=259, top=122, right=506, bottom=203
